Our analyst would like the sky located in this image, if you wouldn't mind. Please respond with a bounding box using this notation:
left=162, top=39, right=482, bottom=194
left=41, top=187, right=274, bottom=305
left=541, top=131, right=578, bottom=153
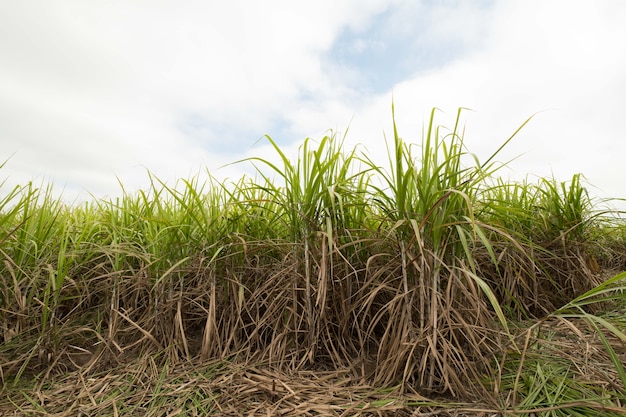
left=1, top=0, right=626, bottom=210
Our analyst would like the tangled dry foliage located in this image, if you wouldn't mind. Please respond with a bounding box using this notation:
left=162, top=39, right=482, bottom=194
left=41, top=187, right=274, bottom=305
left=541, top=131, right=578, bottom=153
left=1, top=307, right=625, bottom=416
left=2, top=237, right=625, bottom=416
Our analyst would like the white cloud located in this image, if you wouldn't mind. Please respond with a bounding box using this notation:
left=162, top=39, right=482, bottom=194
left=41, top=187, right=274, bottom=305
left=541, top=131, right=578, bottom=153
left=307, top=0, right=626, bottom=208
left=1, top=0, right=625, bottom=210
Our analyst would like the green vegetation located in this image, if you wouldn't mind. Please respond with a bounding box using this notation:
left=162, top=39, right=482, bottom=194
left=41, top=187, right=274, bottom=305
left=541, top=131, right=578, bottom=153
left=1, top=108, right=625, bottom=416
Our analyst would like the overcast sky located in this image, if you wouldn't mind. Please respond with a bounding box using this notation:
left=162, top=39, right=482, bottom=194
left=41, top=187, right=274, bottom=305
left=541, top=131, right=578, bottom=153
left=1, top=0, right=625, bottom=210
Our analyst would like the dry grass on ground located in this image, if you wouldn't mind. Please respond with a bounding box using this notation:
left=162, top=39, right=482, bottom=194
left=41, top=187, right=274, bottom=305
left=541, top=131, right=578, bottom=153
left=2, top=304, right=625, bottom=416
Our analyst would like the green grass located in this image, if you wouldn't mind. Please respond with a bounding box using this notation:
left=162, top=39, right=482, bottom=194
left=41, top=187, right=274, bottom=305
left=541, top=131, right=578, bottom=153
left=1, top=107, right=626, bottom=416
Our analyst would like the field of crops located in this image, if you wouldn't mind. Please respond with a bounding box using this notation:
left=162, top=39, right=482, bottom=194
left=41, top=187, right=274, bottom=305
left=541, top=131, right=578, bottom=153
left=2, top=108, right=626, bottom=416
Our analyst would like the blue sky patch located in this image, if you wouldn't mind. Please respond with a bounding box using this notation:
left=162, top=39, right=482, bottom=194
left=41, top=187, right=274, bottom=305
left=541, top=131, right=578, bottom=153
left=324, top=2, right=491, bottom=94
